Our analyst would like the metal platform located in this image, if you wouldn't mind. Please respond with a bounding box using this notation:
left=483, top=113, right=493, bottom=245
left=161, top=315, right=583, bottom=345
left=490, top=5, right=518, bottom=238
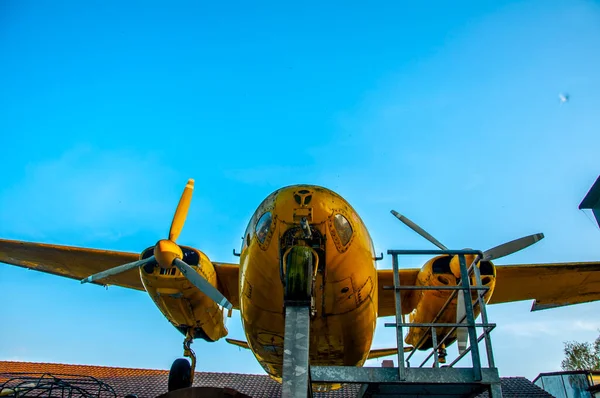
left=281, top=249, right=503, bottom=398
left=311, top=367, right=502, bottom=397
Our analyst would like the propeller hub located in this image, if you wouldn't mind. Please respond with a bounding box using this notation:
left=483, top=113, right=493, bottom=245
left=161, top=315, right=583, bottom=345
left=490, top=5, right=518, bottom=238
left=450, top=253, right=478, bottom=279
left=155, top=239, right=183, bottom=269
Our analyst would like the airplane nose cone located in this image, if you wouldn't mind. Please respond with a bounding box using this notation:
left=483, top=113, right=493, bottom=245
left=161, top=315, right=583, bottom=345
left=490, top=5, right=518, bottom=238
left=154, top=239, right=183, bottom=268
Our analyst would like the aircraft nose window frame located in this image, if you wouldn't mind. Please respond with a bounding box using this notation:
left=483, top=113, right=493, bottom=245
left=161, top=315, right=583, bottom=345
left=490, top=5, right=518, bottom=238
left=332, top=213, right=354, bottom=249
left=255, top=211, right=273, bottom=244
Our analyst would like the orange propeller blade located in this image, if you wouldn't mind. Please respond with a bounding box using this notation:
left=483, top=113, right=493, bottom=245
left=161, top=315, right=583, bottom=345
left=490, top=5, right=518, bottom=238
left=169, top=179, right=195, bottom=242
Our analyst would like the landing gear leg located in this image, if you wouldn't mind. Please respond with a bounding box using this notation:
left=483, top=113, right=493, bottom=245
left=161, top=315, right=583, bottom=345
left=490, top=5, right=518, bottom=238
left=183, top=331, right=197, bottom=385
left=168, top=330, right=196, bottom=392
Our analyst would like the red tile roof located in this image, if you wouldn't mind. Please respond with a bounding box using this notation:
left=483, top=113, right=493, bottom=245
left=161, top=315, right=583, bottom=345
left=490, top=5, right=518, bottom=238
left=0, top=361, right=358, bottom=398
left=0, top=361, right=553, bottom=398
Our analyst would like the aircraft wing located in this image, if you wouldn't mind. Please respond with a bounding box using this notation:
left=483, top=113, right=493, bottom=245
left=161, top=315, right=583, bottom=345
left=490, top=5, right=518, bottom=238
left=213, top=262, right=240, bottom=309
left=377, top=268, right=420, bottom=317
left=0, top=238, right=144, bottom=290
left=489, top=261, right=600, bottom=311
left=376, top=261, right=600, bottom=316
left=0, top=238, right=242, bottom=308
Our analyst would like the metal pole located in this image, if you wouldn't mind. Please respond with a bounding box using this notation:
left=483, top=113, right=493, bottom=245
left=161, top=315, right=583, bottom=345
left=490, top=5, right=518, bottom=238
left=431, top=327, right=439, bottom=368
left=391, top=253, right=406, bottom=380
left=282, top=306, right=311, bottom=398
left=471, top=257, right=496, bottom=368
left=448, top=330, right=489, bottom=367
left=489, top=382, right=504, bottom=398
left=458, top=254, right=482, bottom=381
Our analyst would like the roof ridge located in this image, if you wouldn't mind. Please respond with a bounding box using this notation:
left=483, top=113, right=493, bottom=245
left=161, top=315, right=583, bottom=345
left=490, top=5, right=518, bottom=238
left=0, top=360, right=269, bottom=377
left=0, top=360, right=165, bottom=373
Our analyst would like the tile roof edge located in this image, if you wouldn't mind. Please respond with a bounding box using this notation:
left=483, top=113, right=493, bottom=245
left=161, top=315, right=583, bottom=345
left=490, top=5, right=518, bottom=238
left=0, top=360, right=270, bottom=377
left=0, top=360, right=166, bottom=373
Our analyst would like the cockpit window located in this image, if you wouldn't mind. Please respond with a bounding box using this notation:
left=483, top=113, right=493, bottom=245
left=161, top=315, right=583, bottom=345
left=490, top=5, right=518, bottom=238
left=333, top=214, right=353, bottom=246
left=255, top=211, right=272, bottom=244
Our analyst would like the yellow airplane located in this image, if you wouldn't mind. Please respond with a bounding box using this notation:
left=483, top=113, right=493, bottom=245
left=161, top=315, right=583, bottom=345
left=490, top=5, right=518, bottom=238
left=1, top=180, right=599, bottom=393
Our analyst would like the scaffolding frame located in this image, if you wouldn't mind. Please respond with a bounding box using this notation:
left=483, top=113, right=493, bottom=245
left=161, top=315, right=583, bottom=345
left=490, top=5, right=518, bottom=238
left=306, top=249, right=503, bottom=397
left=384, top=249, right=497, bottom=378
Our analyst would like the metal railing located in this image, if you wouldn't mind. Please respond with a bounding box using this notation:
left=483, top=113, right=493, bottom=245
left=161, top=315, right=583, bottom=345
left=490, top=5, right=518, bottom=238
left=383, top=249, right=497, bottom=382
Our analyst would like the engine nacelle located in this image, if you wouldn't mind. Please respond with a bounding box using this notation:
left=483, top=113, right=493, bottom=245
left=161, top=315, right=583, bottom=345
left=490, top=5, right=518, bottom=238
left=404, top=255, right=496, bottom=350
left=139, top=245, right=228, bottom=342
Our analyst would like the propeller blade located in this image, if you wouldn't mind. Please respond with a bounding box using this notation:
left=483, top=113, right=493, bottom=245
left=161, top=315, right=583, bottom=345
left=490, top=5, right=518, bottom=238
left=456, top=291, right=468, bottom=354
left=173, top=258, right=233, bottom=310
left=81, top=256, right=155, bottom=284
left=391, top=210, right=448, bottom=250
left=482, top=233, right=544, bottom=261
left=169, top=179, right=195, bottom=242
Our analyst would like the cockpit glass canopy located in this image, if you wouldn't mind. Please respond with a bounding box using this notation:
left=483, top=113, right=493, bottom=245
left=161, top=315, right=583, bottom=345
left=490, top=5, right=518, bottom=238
left=333, top=213, right=353, bottom=246
left=256, top=211, right=272, bottom=243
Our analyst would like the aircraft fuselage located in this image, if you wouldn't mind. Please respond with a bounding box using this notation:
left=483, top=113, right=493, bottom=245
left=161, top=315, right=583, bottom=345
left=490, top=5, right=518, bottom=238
left=239, top=185, right=378, bottom=380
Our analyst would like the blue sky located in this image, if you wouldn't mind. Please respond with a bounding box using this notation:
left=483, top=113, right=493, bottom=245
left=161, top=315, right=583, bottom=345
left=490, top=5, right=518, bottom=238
left=1, top=0, right=600, bottom=380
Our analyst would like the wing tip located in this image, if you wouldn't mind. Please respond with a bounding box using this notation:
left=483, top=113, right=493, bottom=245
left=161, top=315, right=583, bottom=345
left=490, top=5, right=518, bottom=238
left=225, top=338, right=250, bottom=350
left=531, top=300, right=570, bottom=312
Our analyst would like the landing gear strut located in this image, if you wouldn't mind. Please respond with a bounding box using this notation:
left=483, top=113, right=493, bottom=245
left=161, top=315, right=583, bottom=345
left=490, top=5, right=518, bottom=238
left=168, top=329, right=197, bottom=392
